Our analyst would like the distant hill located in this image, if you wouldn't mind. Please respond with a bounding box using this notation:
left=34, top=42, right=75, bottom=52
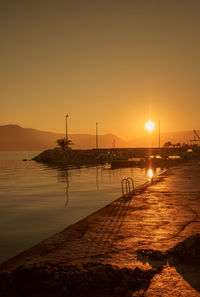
left=0, top=125, right=63, bottom=151
left=0, top=125, right=198, bottom=150
left=0, top=125, right=129, bottom=150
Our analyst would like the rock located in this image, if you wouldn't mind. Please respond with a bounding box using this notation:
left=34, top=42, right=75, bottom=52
left=167, top=233, right=200, bottom=261
left=0, top=263, right=160, bottom=297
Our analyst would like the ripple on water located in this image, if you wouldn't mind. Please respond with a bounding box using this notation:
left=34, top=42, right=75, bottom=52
left=0, top=151, right=163, bottom=263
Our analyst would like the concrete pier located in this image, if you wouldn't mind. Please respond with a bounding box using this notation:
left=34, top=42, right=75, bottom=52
left=0, top=162, right=200, bottom=296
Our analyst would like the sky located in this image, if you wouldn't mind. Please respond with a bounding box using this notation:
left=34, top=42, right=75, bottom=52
left=1, top=0, right=200, bottom=140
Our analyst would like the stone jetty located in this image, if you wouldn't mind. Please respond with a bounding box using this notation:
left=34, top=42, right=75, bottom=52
left=32, top=147, right=191, bottom=166
left=0, top=162, right=200, bottom=296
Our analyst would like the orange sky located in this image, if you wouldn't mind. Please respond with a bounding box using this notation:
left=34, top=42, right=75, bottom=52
left=1, top=0, right=200, bottom=140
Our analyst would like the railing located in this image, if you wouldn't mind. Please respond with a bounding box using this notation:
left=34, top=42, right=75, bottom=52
left=121, top=177, right=134, bottom=197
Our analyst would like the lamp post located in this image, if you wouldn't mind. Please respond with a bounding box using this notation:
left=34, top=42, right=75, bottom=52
left=96, top=122, right=98, bottom=149
left=158, top=120, right=161, bottom=148
left=66, top=114, right=69, bottom=140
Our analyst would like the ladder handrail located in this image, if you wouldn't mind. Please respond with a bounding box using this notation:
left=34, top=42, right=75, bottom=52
left=121, top=178, right=129, bottom=196
left=126, top=177, right=134, bottom=194
left=121, top=177, right=134, bottom=197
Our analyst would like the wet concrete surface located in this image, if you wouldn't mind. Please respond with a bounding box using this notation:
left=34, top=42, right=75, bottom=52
left=0, top=161, right=200, bottom=296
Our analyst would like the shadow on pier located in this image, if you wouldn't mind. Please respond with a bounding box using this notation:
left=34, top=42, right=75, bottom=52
left=83, top=193, right=132, bottom=259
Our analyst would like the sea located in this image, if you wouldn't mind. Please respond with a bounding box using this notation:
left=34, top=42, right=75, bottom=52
left=0, top=151, right=162, bottom=264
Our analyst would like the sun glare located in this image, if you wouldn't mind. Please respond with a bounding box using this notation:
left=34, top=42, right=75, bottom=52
left=145, top=120, right=155, bottom=132
left=148, top=169, right=154, bottom=180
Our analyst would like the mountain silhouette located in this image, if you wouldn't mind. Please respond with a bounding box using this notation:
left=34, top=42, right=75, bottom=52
left=0, top=125, right=128, bottom=150
left=0, top=125, right=198, bottom=150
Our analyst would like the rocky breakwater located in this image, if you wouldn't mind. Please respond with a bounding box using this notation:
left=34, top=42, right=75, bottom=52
left=33, top=148, right=112, bottom=166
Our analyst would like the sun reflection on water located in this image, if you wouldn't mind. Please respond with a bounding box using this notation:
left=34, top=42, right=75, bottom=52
left=147, top=169, right=154, bottom=181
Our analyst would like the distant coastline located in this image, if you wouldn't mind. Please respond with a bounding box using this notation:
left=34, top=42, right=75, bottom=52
left=0, top=124, right=199, bottom=150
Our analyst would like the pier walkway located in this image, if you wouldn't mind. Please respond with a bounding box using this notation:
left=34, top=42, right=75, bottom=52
left=0, top=162, right=200, bottom=297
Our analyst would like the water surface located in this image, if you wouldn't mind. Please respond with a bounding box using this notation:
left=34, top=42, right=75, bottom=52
left=0, top=151, right=161, bottom=263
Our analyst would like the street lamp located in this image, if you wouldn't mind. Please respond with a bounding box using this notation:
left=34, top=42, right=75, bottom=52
left=66, top=114, right=69, bottom=140
left=96, top=122, right=98, bottom=149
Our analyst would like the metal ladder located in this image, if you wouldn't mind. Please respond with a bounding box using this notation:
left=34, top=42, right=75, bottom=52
left=121, top=177, right=134, bottom=197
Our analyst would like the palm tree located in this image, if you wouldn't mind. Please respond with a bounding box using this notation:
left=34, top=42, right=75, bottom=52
left=56, top=138, right=74, bottom=150
left=163, top=141, right=172, bottom=148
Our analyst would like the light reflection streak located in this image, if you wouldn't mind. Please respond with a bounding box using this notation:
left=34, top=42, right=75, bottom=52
left=147, top=168, right=154, bottom=181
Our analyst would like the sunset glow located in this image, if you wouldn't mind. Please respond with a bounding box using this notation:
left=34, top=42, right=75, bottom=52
left=145, top=121, right=155, bottom=132
left=1, top=2, right=200, bottom=296
left=1, top=1, right=200, bottom=139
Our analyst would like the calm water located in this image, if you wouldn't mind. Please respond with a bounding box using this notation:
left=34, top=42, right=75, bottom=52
left=0, top=151, right=162, bottom=264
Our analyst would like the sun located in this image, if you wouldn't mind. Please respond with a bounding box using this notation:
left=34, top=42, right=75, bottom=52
left=145, top=120, right=155, bottom=132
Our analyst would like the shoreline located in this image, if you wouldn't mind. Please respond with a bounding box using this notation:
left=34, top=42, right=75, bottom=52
left=0, top=163, right=166, bottom=268
left=0, top=162, right=200, bottom=296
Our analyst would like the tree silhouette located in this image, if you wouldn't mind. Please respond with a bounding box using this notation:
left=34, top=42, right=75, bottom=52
left=56, top=138, right=74, bottom=150
left=163, top=141, right=172, bottom=148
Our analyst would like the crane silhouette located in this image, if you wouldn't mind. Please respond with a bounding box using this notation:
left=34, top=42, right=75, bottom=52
left=190, top=129, right=200, bottom=145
